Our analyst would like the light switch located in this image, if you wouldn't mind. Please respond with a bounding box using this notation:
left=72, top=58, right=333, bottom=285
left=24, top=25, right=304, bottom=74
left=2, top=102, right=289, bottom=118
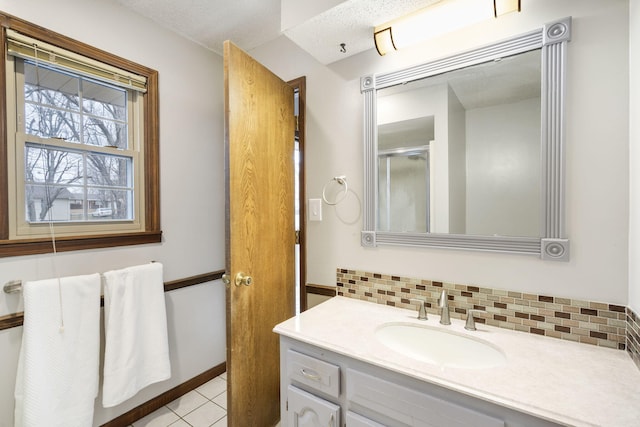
left=309, top=198, right=322, bottom=221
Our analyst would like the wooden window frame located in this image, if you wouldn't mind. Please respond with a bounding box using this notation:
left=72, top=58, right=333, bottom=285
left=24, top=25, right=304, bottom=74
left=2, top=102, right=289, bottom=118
left=0, top=12, right=161, bottom=257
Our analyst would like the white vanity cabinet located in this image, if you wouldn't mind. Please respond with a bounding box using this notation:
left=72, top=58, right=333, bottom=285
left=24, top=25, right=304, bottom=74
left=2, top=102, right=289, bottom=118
left=279, top=337, right=562, bottom=427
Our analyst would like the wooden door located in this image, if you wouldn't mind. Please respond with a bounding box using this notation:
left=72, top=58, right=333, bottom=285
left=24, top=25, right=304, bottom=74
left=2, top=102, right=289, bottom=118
left=224, top=41, right=296, bottom=427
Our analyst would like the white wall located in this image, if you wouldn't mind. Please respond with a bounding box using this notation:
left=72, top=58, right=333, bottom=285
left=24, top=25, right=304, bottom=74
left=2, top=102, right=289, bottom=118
left=252, top=0, right=631, bottom=304
left=630, top=0, right=640, bottom=313
left=0, top=0, right=227, bottom=425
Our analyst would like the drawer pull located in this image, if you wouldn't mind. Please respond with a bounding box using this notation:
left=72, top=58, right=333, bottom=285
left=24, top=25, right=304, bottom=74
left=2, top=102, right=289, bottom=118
left=329, top=413, right=334, bottom=427
left=300, top=368, right=322, bottom=381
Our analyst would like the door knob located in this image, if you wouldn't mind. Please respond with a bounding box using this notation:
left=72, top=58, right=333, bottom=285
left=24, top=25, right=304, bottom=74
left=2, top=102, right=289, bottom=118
left=235, top=272, right=253, bottom=287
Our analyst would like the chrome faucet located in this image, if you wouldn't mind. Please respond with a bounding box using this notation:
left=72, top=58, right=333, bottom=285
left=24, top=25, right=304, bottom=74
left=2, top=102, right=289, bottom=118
left=438, top=289, right=451, bottom=325
left=409, top=298, right=428, bottom=320
left=465, top=309, right=485, bottom=331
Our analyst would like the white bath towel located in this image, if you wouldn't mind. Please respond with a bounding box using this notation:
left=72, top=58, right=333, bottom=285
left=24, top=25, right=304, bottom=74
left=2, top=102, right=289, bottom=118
left=102, top=262, right=171, bottom=407
left=14, top=273, right=101, bottom=427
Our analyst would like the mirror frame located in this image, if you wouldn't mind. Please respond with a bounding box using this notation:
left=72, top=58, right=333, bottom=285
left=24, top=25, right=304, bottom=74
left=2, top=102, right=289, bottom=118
left=361, top=17, right=572, bottom=261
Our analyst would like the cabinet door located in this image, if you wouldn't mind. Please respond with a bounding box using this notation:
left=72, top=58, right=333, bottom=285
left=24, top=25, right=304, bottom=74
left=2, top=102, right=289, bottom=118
left=288, top=385, right=340, bottom=427
left=346, top=411, right=386, bottom=427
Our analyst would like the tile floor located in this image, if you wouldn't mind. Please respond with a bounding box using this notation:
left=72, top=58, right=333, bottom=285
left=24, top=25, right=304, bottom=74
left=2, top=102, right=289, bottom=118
left=131, top=373, right=228, bottom=427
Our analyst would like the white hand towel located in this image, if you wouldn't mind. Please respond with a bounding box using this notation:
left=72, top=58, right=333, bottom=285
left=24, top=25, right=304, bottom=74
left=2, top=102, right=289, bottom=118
left=14, top=273, right=101, bottom=427
left=102, top=262, right=171, bottom=407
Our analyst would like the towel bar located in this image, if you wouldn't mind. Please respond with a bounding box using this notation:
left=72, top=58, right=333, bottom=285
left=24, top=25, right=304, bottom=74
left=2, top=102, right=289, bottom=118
left=3, top=280, right=22, bottom=294
left=3, top=261, right=157, bottom=294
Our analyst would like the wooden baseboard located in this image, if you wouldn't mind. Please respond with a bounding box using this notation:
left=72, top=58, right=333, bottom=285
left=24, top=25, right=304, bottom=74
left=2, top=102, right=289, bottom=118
left=100, top=362, right=226, bottom=427
left=305, top=283, right=337, bottom=297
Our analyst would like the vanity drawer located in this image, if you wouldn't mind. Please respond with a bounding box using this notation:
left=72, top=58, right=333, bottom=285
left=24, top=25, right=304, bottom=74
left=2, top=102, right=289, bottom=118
left=287, top=350, right=340, bottom=398
left=347, top=369, right=504, bottom=427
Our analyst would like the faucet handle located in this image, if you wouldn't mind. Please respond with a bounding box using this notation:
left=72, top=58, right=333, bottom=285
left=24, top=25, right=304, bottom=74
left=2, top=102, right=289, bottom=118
left=465, top=309, right=486, bottom=331
left=409, top=298, right=428, bottom=320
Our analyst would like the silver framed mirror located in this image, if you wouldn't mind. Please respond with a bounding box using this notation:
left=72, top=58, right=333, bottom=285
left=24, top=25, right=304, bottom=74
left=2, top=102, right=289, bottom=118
left=361, top=17, right=571, bottom=261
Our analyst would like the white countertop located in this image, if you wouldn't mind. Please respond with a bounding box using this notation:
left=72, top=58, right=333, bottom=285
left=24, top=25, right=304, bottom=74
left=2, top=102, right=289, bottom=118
left=273, top=297, right=640, bottom=427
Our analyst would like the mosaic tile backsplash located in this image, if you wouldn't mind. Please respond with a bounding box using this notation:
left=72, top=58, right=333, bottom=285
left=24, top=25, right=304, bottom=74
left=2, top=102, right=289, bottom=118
left=629, top=308, right=640, bottom=369
left=336, top=268, right=633, bottom=356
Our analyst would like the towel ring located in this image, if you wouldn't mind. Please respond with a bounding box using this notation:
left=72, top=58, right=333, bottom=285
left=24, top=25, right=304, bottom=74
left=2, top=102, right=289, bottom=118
left=322, top=175, right=348, bottom=206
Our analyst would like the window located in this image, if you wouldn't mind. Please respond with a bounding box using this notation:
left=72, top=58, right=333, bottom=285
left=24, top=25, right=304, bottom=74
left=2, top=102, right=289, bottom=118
left=0, top=14, right=161, bottom=257
left=15, top=60, right=140, bottom=233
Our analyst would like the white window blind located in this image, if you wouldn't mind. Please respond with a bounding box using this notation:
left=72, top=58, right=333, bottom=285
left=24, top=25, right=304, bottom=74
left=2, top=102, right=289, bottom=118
left=6, top=29, right=147, bottom=93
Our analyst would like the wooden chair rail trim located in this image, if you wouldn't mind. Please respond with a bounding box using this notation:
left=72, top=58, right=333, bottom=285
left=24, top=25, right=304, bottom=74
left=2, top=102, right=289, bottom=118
left=306, top=283, right=337, bottom=297
left=0, top=269, right=225, bottom=331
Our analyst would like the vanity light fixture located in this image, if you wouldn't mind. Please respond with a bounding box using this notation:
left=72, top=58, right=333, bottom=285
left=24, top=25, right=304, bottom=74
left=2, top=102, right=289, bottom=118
left=373, top=0, right=521, bottom=56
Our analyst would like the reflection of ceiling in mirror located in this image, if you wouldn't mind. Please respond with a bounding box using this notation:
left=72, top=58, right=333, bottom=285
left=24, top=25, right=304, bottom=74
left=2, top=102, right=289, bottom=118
left=379, top=49, right=541, bottom=110
left=378, top=116, right=434, bottom=150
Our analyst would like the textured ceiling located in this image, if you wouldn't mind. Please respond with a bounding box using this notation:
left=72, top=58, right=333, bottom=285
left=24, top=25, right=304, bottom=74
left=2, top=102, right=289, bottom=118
left=112, top=0, right=442, bottom=64
left=112, top=0, right=282, bottom=55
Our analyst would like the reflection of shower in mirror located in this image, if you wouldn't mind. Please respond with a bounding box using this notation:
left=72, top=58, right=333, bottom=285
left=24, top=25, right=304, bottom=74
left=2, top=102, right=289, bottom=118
left=378, top=146, right=430, bottom=233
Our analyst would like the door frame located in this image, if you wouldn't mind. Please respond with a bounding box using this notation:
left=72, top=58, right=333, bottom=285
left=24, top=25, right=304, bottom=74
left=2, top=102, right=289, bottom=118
left=288, top=76, right=308, bottom=312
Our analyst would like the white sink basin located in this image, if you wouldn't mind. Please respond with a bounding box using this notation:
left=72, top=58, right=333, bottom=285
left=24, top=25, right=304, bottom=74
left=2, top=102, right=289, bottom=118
left=375, top=323, right=507, bottom=369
